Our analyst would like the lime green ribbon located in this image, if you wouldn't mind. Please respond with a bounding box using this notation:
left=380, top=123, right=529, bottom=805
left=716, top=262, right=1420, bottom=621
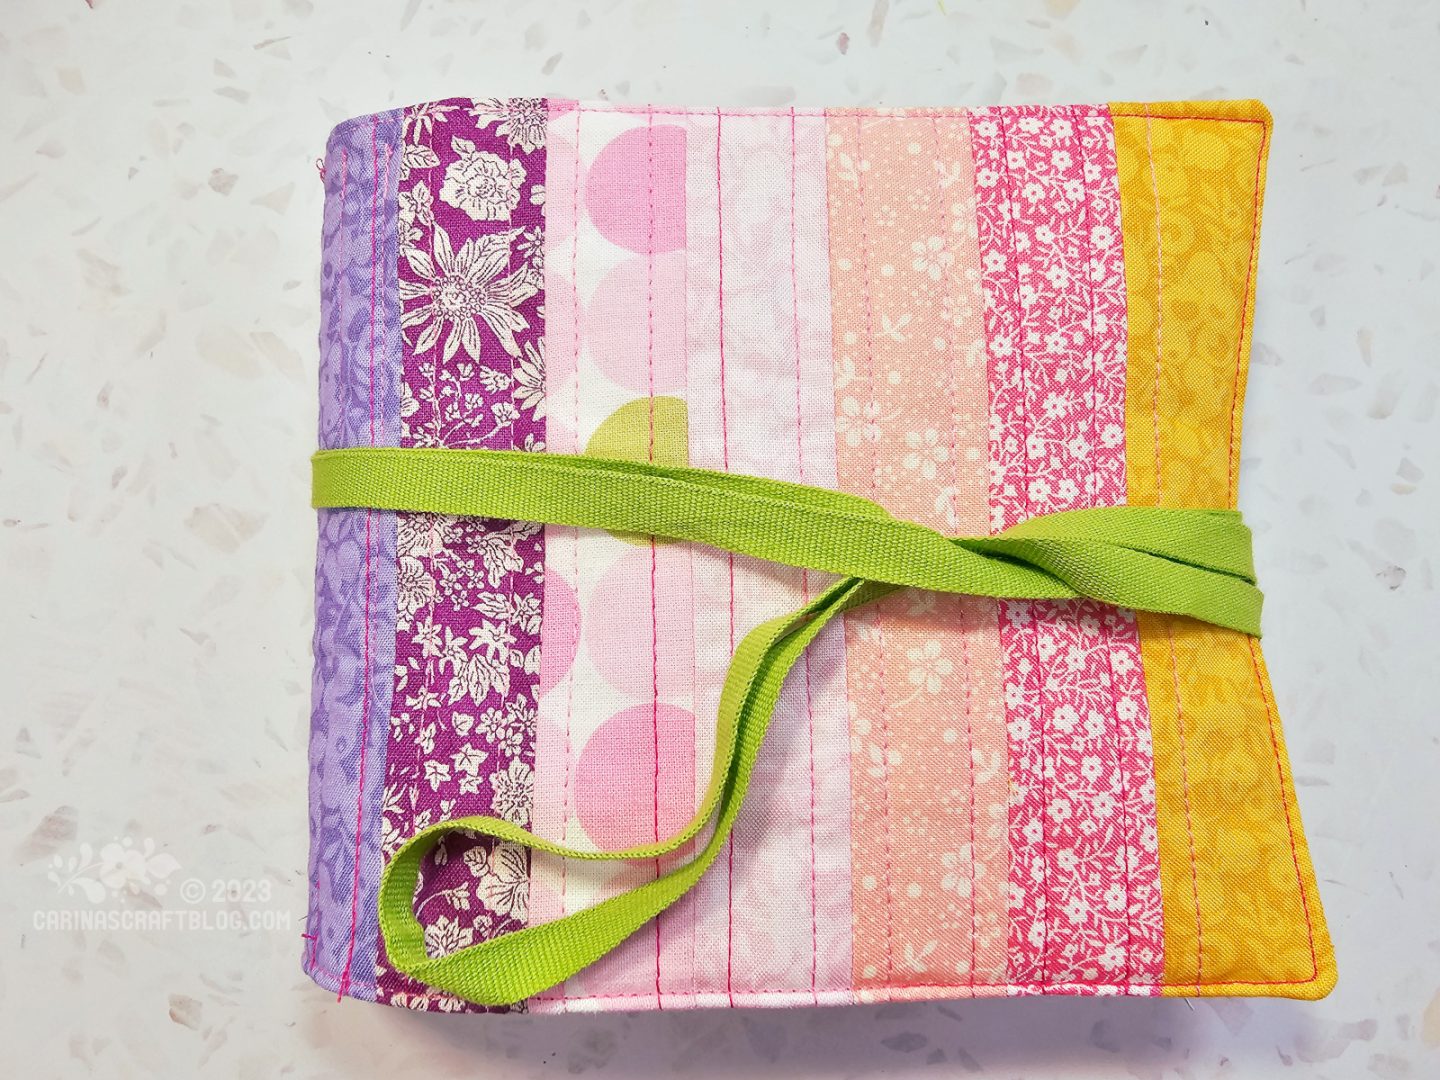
left=311, top=446, right=1262, bottom=1006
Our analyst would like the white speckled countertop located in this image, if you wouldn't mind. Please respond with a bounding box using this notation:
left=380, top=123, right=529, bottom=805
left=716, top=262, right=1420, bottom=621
left=2, top=1, right=1437, bottom=1076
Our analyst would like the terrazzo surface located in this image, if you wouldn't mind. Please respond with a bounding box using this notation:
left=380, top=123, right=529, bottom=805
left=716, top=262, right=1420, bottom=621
left=1, top=1, right=1437, bottom=1076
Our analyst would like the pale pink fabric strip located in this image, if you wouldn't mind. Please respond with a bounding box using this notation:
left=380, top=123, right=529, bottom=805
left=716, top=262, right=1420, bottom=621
left=533, top=106, right=855, bottom=1009
left=529, top=104, right=579, bottom=941
left=971, top=104, right=1164, bottom=993
left=823, top=111, right=1011, bottom=998
left=684, top=108, right=856, bottom=1001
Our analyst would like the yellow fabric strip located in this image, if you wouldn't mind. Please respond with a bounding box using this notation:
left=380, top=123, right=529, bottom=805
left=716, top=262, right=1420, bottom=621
left=1111, top=98, right=1335, bottom=998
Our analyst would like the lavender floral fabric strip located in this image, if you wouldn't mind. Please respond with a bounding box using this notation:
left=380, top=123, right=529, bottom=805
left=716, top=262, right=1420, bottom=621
left=306, top=108, right=403, bottom=999
left=374, top=98, right=547, bottom=1011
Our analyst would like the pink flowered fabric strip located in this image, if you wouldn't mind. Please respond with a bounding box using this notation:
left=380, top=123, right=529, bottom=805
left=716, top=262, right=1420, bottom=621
left=375, top=97, right=548, bottom=1012
left=971, top=105, right=1164, bottom=993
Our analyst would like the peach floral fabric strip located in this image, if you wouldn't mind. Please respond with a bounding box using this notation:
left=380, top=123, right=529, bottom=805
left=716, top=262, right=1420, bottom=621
left=971, top=104, right=1164, bottom=993
left=824, top=110, right=1011, bottom=1000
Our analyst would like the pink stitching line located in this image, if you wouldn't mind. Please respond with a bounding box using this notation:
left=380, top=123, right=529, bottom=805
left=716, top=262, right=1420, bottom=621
left=378, top=101, right=478, bottom=1005
left=849, top=111, right=899, bottom=999
left=1246, top=636, right=1321, bottom=981
left=574, top=106, right=972, bottom=118
left=955, top=113, right=989, bottom=989
left=1014, top=106, right=1056, bottom=986
left=970, top=107, right=1010, bottom=988
left=310, top=954, right=1329, bottom=1001
left=644, top=105, right=665, bottom=1007
left=1144, top=112, right=1166, bottom=501
left=996, top=107, right=1052, bottom=991
left=1167, top=622, right=1203, bottom=994
left=956, top=602, right=981, bottom=989
left=1227, top=122, right=1268, bottom=506
left=1110, top=111, right=1266, bottom=126
left=966, top=107, right=1018, bottom=989
left=557, top=99, right=584, bottom=1012
left=818, top=107, right=864, bottom=998
left=1075, top=108, right=1103, bottom=514
left=956, top=110, right=990, bottom=990
left=1094, top=107, right=1149, bottom=991
left=929, top=112, right=981, bottom=990
left=1023, top=118, right=1053, bottom=991
left=788, top=106, right=822, bottom=1005
left=1101, top=631, right=1135, bottom=987
left=1143, top=106, right=1204, bottom=994
left=386, top=104, right=444, bottom=1005
left=681, top=111, right=698, bottom=1006
left=569, top=105, right=1197, bottom=121
left=331, top=147, right=352, bottom=439
left=370, top=144, right=393, bottom=448
left=715, top=107, right=739, bottom=1008
left=999, top=111, right=1031, bottom=529
left=338, top=117, right=384, bottom=1001
left=309, top=143, right=353, bottom=974
left=1075, top=107, right=1136, bottom=987
left=1223, top=111, right=1319, bottom=981
left=306, top=888, right=320, bottom=969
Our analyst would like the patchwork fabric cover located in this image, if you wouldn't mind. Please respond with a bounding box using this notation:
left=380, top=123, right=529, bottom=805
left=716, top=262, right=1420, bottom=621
left=305, top=96, right=1335, bottom=1012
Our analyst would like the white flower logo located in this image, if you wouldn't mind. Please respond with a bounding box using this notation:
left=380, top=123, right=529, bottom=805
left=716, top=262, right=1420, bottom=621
left=48, top=838, right=181, bottom=903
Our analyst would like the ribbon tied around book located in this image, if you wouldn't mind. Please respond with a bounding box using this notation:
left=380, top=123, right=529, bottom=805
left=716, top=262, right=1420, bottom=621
left=312, top=447, right=1262, bottom=1006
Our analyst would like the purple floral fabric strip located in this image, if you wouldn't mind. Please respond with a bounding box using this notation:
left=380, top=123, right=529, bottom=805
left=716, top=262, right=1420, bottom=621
left=375, top=98, right=547, bottom=1011
left=306, top=109, right=404, bottom=1000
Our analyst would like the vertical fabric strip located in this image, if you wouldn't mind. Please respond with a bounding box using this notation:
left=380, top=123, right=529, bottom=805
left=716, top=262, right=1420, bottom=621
left=678, top=107, right=856, bottom=1007
left=824, top=110, right=1011, bottom=999
left=1111, top=99, right=1335, bottom=997
left=690, top=109, right=855, bottom=1002
left=680, top=107, right=734, bottom=1007
left=528, top=101, right=583, bottom=1000
left=785, top=108, right=860, bottom=1002
left=971, top=104, right=1164, bottom=993
left=306, top=109, right=403, bottom=1001
left=529, top=104, right=700, bottom=1009
left=374, top=98, right=547, bottom=1011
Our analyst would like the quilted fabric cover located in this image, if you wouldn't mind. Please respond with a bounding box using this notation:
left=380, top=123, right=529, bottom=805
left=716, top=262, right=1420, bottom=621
left=304, top=96, right=1334, bottom=1011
